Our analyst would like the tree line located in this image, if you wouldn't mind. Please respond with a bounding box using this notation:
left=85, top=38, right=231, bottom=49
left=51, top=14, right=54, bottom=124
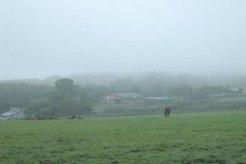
left=0, top=78, right=93, bottom=119
left=0, top=75, right=244, bottom=118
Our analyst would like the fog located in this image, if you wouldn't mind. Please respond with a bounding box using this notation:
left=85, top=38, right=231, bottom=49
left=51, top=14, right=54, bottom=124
left=0, top=0, right=246, bottom=80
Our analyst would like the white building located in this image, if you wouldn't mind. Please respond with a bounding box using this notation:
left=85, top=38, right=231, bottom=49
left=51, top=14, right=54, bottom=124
left=100, top=92, right=144, bottom=104
left=0, top=107, right=24, bottom=120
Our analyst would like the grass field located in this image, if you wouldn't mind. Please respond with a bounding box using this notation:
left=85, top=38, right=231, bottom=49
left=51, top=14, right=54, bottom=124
left=0, top=111, right=246, bottom=163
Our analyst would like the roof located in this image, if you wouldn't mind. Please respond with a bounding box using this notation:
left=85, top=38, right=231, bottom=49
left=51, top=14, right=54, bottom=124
left=1, top=108, right=22, bottom=117
left=114, top=92, right=143, bottom=99
left=145, top=96, right=170, bottom=100
left=1, top=111, right=17, bottom=117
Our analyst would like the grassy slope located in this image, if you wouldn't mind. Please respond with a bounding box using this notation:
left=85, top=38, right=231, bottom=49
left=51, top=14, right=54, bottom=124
left=0, top=111, right=246, bottom=163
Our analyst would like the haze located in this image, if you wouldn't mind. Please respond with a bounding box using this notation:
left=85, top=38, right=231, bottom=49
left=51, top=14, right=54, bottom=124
left=0, top=0, right=246, bottom=80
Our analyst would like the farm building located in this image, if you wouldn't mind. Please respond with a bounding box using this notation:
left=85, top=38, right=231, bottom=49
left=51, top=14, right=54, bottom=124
left=0, top=107, right=24, bottom=120
left=145, top=96, right=170, bottom=101
left=100, top=92, right=144, bottom=104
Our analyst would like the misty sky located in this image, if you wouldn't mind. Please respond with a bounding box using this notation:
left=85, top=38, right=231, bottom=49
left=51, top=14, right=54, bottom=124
left=0, top=0, right=246, bottom=80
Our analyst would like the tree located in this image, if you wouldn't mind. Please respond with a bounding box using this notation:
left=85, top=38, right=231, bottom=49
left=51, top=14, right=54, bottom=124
left=25, top=97, right=51, bottom=118
left=51, top=78, right=93, bottom=117
left=24, top=78, right=93, bottom=118
left=55, top=78, right=75, bottom=94
left=238, top=88, right=244, bottom=94
left=0, top=83, right=53, bottom=114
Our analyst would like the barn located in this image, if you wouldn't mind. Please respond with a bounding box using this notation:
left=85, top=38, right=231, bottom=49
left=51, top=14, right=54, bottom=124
left=100, top=92, right=144, bottom=104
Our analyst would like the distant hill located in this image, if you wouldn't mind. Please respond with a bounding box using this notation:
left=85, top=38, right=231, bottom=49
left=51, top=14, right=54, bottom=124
left=1, top=72, right=246, bottom=88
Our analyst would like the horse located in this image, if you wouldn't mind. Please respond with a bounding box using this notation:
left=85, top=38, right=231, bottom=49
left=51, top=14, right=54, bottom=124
left=164, top=107, right=171, bottom=117
left=69, top=116, right=76, bottom=119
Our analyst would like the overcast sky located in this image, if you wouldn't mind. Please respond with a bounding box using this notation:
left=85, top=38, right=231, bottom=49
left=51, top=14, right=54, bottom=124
left=0, top=0, right=245, bottom=80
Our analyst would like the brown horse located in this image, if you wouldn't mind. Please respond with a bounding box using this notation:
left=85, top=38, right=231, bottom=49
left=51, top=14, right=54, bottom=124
left=164, top=107, right=171, bottom=117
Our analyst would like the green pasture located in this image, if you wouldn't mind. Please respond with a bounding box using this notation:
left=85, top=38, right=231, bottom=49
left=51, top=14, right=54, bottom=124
left=0, top=111, right=246, bottom=163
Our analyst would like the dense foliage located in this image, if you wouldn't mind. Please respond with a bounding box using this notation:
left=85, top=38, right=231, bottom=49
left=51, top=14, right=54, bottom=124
left=0, top=79, right=93, bottom=118
left=0, top=83, right=54, bottom=114
left=25, top=78, right=93, bottom=118
left=0, top=74, right=245, bottom=118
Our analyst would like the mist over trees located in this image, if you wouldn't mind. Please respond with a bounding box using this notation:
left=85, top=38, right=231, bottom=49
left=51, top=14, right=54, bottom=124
left=25, top=78, right=93, bottom=119
left=101, top=72, right=245, bottom=97
left=0, top=72, right=245, bottom=118
left=0, top=83, right=54, bottom=114
left=0, top=78, right=93, bottom=119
